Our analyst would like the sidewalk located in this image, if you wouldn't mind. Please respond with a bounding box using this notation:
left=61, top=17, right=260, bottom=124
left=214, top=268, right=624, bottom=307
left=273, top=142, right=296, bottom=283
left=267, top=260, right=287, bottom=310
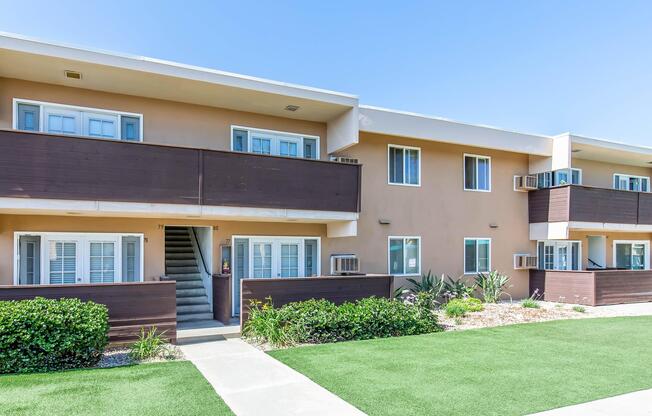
left=529, top=388, right=652, bottom=415
left=180, top=338, right=366, bottom=416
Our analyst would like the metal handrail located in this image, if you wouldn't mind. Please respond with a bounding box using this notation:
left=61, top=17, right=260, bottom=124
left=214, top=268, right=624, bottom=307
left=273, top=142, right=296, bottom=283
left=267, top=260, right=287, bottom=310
left=191, top=227, right=210, bottom=275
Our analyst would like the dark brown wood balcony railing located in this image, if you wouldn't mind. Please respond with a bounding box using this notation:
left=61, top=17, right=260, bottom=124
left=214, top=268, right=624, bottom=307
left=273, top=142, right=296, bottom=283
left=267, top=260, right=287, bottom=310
left=528, top=184, right=652, bottom=225
left=0, top=130, right=361, bottom=213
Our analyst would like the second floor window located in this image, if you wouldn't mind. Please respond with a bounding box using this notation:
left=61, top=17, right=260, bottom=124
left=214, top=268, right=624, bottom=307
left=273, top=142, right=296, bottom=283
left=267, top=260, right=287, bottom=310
left=464, top=154, right=491, bottom=191
left=231, top=126, right=319, bottom=159
left=388, top=145, right=420, bottom=186
left=614, top=174, right=649, bottom=192
left=15, top=99, right=142, bottom=141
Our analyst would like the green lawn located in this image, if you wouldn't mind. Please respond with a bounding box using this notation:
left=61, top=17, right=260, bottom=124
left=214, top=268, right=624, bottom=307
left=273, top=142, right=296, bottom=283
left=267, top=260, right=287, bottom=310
left=270, top=316, right=652, bottom=416
left=0, top=361, right=233, bottom=416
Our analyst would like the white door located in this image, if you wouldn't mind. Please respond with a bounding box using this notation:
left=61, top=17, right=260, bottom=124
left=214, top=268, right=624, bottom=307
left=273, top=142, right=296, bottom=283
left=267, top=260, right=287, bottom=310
left=278, top=137, right=301, bottom=158
left=47, top=240, right=79, bottom=284
left=83, top=112, right=119, bottom=139
left=587, top=236, right=606, bottom=269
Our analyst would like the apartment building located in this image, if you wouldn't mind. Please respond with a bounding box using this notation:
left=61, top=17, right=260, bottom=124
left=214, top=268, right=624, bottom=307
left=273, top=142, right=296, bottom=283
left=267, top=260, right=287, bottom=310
left=1, top=33, right=651, bottom=324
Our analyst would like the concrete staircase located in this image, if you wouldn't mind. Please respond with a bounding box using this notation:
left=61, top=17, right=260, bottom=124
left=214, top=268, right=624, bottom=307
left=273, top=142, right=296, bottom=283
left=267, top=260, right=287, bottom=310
left=162, top=226, right=212, bottom=322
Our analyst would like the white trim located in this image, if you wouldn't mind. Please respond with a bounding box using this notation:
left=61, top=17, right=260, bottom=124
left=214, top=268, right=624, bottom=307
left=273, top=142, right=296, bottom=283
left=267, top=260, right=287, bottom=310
left=612, top=240, right=651, bottom=270
left=572, top=168, right=583, bottom=185
left=13, top=98, right=144, bottom=141
left=230, top=235, right=322, bottom=316
left=387, top=236, right=422, bottom=276
left=230, top=125, right=320, bottom=159
left=463, top=153, right=492, bottom=192
left=0, top=196, right=358, bottom=223
left=613, top=173, right=650, bottom=192
left=13, top=231, right=144, bottom=286
left=463, top=237, right=492, bottom=274
left=387, top=144, right=422, bottom=187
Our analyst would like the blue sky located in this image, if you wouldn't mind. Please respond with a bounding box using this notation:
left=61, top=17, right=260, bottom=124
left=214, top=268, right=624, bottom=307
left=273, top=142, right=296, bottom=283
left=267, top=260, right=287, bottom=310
left=1, top=0, right=651, bottom=146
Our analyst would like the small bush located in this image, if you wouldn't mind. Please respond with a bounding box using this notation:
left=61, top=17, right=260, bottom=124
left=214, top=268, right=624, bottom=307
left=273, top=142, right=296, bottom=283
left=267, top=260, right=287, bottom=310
left=443, top=276, right=476, bottom=300
left=407, top=270, right=446, bottom=299
left=475, top=270, right=511, bottom=303
left=521, top=298, right=540, bottom=309
left=445, top=297, right=484, bottom=317
left=572, top=305, right=586, bottom=313
left=463, top=297, right=484, bottom=312
left=243, top=296, right=442, bottom=347
left=129, top=327, right=171, bottom=361
left=0, top=297, right=109, bottom=374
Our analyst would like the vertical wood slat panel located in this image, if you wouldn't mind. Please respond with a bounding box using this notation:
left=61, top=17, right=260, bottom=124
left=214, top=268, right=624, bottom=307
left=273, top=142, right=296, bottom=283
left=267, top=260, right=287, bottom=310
left=528, top=270, right=596, bottom=306
left=594, top=270, right=652, bottom=305
left=240, top=275, right=394, bottom=325
left=0, top=282, right=177, bottom=344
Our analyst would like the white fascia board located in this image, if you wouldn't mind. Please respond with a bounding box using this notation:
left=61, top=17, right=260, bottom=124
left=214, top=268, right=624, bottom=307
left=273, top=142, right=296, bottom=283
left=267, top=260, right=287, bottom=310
left=0, top=197, right=358, bottom=223
left=0, top=32, right=358, bottom=107
left=568, top=221, right=652, bottom=233
left=570, top=134, right=652, bottom=156
left=359, top=105, right=553, bottom=156
left=529, top=222, right=570, bottom=240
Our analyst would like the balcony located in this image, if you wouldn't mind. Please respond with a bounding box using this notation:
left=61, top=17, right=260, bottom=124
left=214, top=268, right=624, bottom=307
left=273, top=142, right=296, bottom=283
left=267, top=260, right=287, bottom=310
left=0, top=130, right=361, bottom=215
left=529, top=184, right=652, bottom=225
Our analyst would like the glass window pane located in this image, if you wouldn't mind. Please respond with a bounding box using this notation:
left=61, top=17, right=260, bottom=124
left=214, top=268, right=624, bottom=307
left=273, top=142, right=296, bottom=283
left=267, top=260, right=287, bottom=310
left=304, top=239, right=318, bottom=276
left=632, top=244, right=645, bottom=270
left=571, top=169, right=581, bottom=185
left=303, top=138, right=317, bottom=159
left=465, top=156, right=476, bottom=189
left=405, top=238, right=419, bottom=274
left=253, top=243, right=272, bottom=278
left=464, top=239, right=477, bottom=273
left=642, top=178, right=649, bottom=192
left=405, top=149, right=419, bottom=185
left=121, top=116, right=141, bottom=141
left=571, top=242, right=580, bottom=270
left=477, top=240, right=490, bottom=272
left=389, top=147, right=404, bottom=184
left=18, top=104, right=40, bottom=131
left=616, top=244, right=631, bottom=269
left=232, top=129, right=248, bottom=151
left=538, top=242, right=544, bottom=269
left=389, top=239, right=404, bottom=274
left=477, top=158, right=489, bottom=190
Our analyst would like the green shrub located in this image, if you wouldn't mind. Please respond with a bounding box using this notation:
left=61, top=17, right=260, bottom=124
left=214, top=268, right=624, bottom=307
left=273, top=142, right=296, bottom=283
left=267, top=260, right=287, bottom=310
left=463, top=297, right=484, bottom=312
left=475, top=270, right=510, bottom=303
left=443, top=276, right=476, bottom=300
left=521, top=298, right=540, bottom=309
left=572, top=305, right=586, bottom=313
left=242, top=296, right=441, bottom=347
left=0, top=297, right=109, bottom=374
left=129, top=327, right=170, bottom=361
left=407, top=270, right=445, bottom=299
left=444, top=299, right=468, bottom=317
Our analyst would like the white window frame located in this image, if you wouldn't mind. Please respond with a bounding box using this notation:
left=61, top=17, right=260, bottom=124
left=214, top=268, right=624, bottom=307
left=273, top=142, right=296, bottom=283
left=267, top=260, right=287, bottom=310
left=13, top=232, right=144, bottom=285
left=13, top=98, right=143, bottom=142
left=463, top=238, right=492, bottom=274
left=231, top=235, right=321, bottom=316
left=387, top=236, right=421, bottom=276
left=387, top=144, right=422, bottom=187
left=536, top=240, right=582, bottom=271
left=463, top=154, right=492, bottom=192
left=230, top=125, right=320, bottom=159
left=613, top=173, right=650, bottom=192
left=612, top=240, right=650, bottom=270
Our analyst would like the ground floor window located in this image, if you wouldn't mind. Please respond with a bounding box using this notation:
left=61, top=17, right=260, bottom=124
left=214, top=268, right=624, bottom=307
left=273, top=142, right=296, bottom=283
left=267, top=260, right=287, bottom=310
left=231, top=236, right=321, bottom=316
left=464, top=238, right=491, bottom=274
left=388, top=236, right=420, bottom=276
left=15, top=232, right=143, bottom=285
left=613, top=240, right=650, bottom=270
left=537, top=240, right=581, bottom=270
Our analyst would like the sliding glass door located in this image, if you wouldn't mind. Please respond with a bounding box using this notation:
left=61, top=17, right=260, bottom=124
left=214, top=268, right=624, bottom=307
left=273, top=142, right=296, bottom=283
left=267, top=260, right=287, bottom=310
left=614, top=241, right=649, bottom=270
left=537, top=241, right=581, bottom=270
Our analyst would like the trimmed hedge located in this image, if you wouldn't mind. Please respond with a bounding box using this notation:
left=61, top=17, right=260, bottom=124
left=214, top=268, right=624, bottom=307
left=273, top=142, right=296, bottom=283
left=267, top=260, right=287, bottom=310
left=243, top=297, right=442, bottom=347
left=0, top=297, right=109, bottom=374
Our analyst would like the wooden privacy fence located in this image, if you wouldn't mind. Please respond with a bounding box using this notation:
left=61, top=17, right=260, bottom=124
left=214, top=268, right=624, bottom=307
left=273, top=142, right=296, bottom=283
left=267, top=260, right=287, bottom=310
left=529, top=269, right=652, bottom=306
left=0, top=281, right=177, bottom=344
left=240, top=274, right=395, bottom=325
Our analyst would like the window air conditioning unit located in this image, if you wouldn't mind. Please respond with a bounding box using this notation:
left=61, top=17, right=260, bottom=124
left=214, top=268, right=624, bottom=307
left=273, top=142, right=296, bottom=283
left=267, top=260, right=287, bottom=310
left=514, top=254, right=538, bottom=270
left=330, top=254, right=360, bottom=275
left=330, top=156, right=359, bottom=164
left=514, top=175, right=538, bottom=191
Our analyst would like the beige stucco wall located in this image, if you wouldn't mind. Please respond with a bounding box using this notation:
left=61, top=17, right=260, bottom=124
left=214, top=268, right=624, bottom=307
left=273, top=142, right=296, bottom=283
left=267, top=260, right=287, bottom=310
left=568, top=230, right=652, bottom=269
left=329, top=132, right=534, bottom=298
left=0, top=214, right=327, bottom=286
left=0, top=77, right=328, bottom=158
left=572, top=157, right=652, bottom=189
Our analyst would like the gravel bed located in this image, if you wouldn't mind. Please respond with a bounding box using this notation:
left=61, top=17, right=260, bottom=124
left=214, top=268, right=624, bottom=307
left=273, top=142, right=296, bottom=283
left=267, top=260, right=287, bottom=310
left=96, top=344, right=184, bottom=368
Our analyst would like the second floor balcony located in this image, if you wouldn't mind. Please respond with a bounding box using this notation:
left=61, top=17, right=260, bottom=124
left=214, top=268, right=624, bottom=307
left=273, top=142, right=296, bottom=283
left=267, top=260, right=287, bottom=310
left=529, top=184, right=652, bottom=225
left=0, top=130, right=361, bottom=218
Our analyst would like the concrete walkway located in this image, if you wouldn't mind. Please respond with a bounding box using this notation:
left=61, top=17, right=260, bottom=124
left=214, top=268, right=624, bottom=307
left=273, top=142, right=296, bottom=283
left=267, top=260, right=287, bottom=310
left=529, top=388, right=652, bottom=415
left=180, top=338, right=366, bottom=416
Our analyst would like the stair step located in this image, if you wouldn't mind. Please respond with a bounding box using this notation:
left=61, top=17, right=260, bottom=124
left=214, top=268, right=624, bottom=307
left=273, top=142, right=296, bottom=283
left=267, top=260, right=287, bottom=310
left=177, top=312, right=214, bottom=322
left=178, top=304, right=211, bottom=314
left=176, top=287, right=207, bottom=298
left=165, top=247, right=194, bottom=254
left=167, top=266, right=199, bottom=274
left=165, top=229, right=189, bottom=234
left=175, top=280, right=205, bottom=289
left=165, top=236, right=191, bottom=242
left=165, top=241, right=193, bottom=247
left=166, top=259, right=197, bottom=267
left=177, top=296, right=209, bottom=306
left=165, top=252, right=196, bottom=260
left=162, top=273, right=202, bottom=281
